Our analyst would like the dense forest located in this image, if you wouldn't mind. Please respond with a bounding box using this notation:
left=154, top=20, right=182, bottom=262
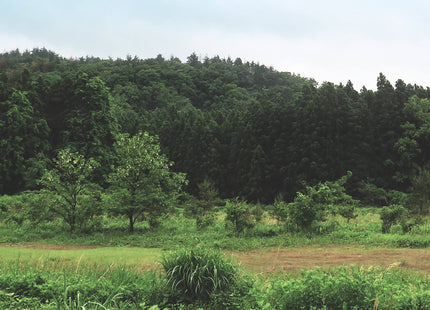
left=2, top=48, right=430, bottom=204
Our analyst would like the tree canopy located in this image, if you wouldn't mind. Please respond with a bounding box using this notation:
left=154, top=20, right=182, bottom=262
left=2, top=48, right=430, bottom=204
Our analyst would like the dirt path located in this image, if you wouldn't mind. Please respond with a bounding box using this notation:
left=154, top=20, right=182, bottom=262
left=2, top=243, right=430, bottom=274
left=230, top=245, right=430, bottom=274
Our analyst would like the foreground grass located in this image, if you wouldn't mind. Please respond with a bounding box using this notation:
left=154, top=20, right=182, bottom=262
left=1, top=255, right=430, bottom=309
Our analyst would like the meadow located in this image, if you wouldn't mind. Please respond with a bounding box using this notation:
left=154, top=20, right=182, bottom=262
left=1, top=207, right=430, bottom=309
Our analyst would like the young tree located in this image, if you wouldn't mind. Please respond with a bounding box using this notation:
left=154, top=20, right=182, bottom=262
left=185, top=178, right=221, bottom=229
left=108, top=131, right=186, bottom=232
left=39, top=148, right=101, bottom=232
left=225, top=198, right=254, bottom=233
left=286, top=172, right=357, bottom=232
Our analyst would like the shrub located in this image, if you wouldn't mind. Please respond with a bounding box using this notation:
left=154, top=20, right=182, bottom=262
left=286, top=172, right=357, bottom=233
left=251, top=202, right=264, bottom=223
left=225, top=198, right=254, bottom=233
left=161, top=248, right=238, bottom=303
left=271, top=194, right=288, bottom=225
left=380, top=205, right=407, bottom=233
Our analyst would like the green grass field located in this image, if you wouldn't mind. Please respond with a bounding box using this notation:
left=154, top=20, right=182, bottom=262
left=1, top=208, right=430, bottom=309
left=0, top=245, right=162, bottom=271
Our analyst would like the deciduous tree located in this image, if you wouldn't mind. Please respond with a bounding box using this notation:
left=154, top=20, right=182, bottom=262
left=40, top=148, right=101, bottom=232
left=108, top=131, right=186, bottom=232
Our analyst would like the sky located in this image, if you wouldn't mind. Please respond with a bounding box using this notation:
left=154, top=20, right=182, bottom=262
left=1, top=0, right=429, bottom=90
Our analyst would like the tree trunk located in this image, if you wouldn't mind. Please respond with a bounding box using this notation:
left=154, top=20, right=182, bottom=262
left=69, top=216, right=75, bottom=232
left=129, top=215, right=134, bottom=232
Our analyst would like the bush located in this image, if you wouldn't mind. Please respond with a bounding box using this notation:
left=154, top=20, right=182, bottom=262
left=196, top=213, right=215, bottom=229
left=380, top=205, right=407, bottom=233
left=251, top=202, right=264, bottom=223
left=286, top=172, right=357, bottom=233
left=224, top=198, right=254, bottom=233
left=161, top=248, right=238, bottom=303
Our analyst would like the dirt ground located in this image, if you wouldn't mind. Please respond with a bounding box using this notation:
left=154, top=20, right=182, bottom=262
left=230, top=245, right=430, bottom=274
left=1, top=243, right=430, bottom=274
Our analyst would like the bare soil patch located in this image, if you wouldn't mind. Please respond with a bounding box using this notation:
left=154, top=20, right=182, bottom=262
left=230, top=245, right=430, bottom=274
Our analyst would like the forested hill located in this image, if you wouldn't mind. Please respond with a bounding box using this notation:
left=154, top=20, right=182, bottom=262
left=1, top=48, right=430, bottom=202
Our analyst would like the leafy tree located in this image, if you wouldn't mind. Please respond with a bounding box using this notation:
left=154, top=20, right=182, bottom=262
left=64, top=73, right=115, bottom=183
left=108, top=131, right=186, bottom=232
left=286, top=172, right=356, bottom=232
left=39, top=148, right=101, bottom=232
left=394, top=95, right=430, bottom=186
left=0, top=89, right=50, bottom=194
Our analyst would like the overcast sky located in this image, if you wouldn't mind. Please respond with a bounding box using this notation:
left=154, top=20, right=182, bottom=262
left=1, top=0, right=429, bottom=90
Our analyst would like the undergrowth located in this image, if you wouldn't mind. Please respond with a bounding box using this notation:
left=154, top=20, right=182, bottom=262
left=1, top=257, right=430, bottom=309
left=3, top=211, right=430, bottom=251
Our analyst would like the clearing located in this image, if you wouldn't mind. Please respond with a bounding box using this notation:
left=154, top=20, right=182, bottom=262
left=1, top=243, right=429, bottom=274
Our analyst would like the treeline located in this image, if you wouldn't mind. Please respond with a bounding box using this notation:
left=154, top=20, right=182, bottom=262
left=2, top=48, right=430, bottom=203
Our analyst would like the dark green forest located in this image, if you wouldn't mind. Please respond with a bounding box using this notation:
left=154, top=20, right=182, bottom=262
left=2, top=48, right=430, bottom=204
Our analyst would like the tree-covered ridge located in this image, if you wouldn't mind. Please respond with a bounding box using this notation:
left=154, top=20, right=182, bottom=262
left=2, top=48, right=430, bottom=203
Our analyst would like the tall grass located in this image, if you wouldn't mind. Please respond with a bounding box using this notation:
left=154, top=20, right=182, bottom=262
left=0, top=258, right=167, bottom=309
left=161, top=248, right=238, bottom=303
left=1, top=257, right=430, bottom=309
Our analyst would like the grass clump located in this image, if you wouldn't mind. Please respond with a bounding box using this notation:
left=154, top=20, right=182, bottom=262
left=161, top=248, right=238, bottom=303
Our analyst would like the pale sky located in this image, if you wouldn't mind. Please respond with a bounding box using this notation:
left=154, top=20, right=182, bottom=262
left=1, top=0, right=429, bottom=90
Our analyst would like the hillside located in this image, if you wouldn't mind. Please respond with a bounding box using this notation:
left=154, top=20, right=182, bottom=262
left=2, top=48, right=430, bottom=202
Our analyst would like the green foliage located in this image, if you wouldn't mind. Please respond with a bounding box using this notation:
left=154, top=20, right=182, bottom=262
left=107, top=131, right=187, bottom=232
left=335, top=204, right=358, bottom=223
left=2, top=259, right=430, bottom=309
left=0, top=191, right=53, bottom=228
left=184, top=178, right=221, bottom=229
left=4, top=49, right=430, bottom=205
left=407, top=168, right=430, bottom=215
left=286, top=172, right=357, bottom=232
left=195, top=213, right=216, bottom=230
left=0, top=194, right=26, bottom=226
left=251, top=202, right=264, bottom=223
left=197, top=178, right=221, bottom=213
left=272, top=194, right=288, bottom=224
left=39, top=148, right=101, bottom=232
left=357, top=182, right=389, bottom=206
left=0, top=89, right=50, bottom=194
left=0, top=262, right=166, bottom=309
left=254, top=266, right=430, bottom=310
left=380, top=205, right=408, bottom=233
left=161, top=248, right=238, bottom=303
left=224, top=198, right=255, bottom=233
